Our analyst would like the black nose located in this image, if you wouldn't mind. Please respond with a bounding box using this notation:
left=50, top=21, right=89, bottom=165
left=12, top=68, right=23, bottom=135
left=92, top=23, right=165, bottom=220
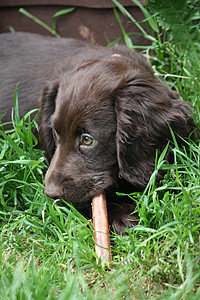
left=44, top=183, right=64, bottom=199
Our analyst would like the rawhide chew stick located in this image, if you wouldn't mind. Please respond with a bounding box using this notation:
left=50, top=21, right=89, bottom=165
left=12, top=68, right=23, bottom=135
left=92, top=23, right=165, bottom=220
left=92, top=193, right=112, bottom=264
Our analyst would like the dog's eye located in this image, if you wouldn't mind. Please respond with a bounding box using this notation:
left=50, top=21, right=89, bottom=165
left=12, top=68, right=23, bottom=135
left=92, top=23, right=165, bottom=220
left=80, top=134, right=95, bottom=147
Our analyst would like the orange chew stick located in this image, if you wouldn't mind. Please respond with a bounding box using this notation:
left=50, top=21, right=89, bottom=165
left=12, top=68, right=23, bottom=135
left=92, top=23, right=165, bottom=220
left=92, top=193, right=112, bottom=264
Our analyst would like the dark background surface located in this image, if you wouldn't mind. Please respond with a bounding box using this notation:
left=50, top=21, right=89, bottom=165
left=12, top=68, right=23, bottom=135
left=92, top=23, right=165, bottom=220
left=0, top=0, right=148, bottom=46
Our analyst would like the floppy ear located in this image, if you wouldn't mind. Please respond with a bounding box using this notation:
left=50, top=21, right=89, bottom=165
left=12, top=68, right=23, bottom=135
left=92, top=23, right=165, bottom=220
left=39, top=81, right=59, bottom=161
left=115, top=71, right=196, bottom=188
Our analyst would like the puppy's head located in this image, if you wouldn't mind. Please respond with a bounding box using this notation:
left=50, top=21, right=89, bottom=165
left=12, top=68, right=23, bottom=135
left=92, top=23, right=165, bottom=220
left=39, top=58, right=196, bottom=207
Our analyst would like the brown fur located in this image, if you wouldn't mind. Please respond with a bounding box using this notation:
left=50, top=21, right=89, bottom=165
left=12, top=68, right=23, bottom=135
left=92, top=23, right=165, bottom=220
left=0, top=32, right=197, bottom=234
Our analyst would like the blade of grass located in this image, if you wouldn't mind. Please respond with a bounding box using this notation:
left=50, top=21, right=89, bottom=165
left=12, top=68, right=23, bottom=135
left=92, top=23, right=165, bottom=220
left=52, top=7, right=76, bottom=32
left=19, top=8, right=61, bottom=38
left=14, top=84, right=20, bottom=124
left=0, top=159, right=44, bottom=167
left=113, top=6, right=134, bottom=48
left=0, top=130, right=23, bottom=157
left=131, top=0, right=159, bottom=33
left=112, top=0, right=157, bottom=42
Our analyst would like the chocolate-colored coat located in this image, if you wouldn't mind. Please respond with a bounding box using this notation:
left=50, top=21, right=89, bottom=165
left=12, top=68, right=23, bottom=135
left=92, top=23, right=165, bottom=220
left=0, top=32, right=196, bottom=234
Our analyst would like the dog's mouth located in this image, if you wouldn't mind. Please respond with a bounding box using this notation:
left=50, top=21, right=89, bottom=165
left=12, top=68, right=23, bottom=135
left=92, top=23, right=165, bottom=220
left=44, top=171, right=115, bottom=208
left=61, top=177, right=108, bottom=208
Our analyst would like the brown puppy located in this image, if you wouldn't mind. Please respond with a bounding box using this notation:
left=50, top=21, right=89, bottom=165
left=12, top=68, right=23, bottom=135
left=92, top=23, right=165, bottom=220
left=0, top=32, right=196, bottom=234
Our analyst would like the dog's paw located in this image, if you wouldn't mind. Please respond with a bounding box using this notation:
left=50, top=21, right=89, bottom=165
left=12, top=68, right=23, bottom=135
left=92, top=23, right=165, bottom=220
left=107, top=202, right=138, bottom=235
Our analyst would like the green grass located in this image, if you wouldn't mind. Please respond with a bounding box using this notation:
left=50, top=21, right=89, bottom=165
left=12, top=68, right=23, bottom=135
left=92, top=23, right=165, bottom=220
left=1, top=2, right=200, bottom=299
